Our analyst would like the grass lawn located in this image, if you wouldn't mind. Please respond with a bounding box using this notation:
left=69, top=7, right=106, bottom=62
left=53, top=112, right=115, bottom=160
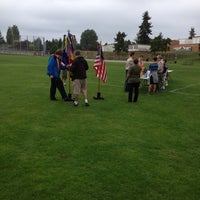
left=0, top=54, right=200, bottom=200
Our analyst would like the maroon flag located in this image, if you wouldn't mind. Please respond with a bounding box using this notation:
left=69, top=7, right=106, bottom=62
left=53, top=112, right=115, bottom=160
left=93, top=44, right=107, bottom=83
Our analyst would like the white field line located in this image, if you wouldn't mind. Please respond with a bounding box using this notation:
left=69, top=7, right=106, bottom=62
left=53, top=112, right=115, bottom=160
left=89, top=81, right=200, bottom=96
left=170, top=84, right=200, bottom=96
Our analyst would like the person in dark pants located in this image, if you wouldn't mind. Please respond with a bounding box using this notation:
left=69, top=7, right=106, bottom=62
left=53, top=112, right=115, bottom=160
left=127, top=58, right=142, bottom=103
left=124, top=52, right=135, bottom=92
left=46, top=49, right=69, bottom=101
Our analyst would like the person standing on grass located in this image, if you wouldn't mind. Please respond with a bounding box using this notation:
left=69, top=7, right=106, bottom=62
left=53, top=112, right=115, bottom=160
left=161, top=59, right=169, bottom=90
left=157, top=55, right=164, bottom=90
left=46, top=49, right=69, bottom=101
left=127, top=58, right=142, bottom=103
left=61, top=50, right=69, bottom=86
left=138, top=55, right=145, bottom=77
left=70, top=50, right=89, bottom=107
left=148, top=56, right=159, bottom=95
left=124, top=52, right=135, bottom=92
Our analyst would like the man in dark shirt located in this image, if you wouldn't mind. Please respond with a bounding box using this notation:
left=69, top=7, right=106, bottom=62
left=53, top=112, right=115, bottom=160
left=70, top=50, right=89, bottom=106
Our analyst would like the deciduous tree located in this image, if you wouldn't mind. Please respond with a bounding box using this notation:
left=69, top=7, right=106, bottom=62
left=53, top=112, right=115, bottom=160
left=150, top=33, right=171, bottom=53
left=80, top=29, right=98, bottom=51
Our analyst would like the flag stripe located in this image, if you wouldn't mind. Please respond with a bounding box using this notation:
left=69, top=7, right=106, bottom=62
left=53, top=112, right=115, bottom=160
left=93, top=45, right=107, bottom=83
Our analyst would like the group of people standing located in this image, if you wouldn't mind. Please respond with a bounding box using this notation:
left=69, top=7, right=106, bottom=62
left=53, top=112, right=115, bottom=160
left=46, top=49, right=89, bottom=107
left=46, top=49, right=169, bottom=106
left=148, top=55, right=168, bottom=95
left=125, top=52, right=169, bottom=102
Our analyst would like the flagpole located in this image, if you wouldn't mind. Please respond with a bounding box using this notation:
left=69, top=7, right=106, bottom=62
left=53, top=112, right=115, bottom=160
left=66, top=34, right=73, bottom=101
left=94, top=79, right=104, bottom=99
left=67, top=70, right=72, bottom=100
left=98, top=77, right=101, bottom=93
left=93, top=42, right=104, bottom=100
left=66, top=30, right=75, bottom=101
left=65, top=31, right=74, bottom=101
left=61, top=34, right=73, bottom=101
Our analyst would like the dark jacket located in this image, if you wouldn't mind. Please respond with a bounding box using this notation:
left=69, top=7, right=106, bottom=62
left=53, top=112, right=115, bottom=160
left=70, top=56, right=89, bottom=80
left=127, top=64, right=141, bottom=83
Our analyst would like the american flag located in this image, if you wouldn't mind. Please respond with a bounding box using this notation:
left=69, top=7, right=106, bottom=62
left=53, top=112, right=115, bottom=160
left=93, top=44, right=107, bottom=83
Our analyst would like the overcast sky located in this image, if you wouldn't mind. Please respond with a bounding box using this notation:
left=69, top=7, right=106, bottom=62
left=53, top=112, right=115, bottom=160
left=0, top=0, right=199, bottom=43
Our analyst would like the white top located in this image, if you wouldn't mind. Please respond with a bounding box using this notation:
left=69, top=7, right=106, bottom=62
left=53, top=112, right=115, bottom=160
left=125, top=57, right=134, bottom=70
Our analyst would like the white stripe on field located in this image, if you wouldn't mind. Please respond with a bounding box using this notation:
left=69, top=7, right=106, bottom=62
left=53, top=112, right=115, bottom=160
left=89, top=81, right=200, bottom=96
left=170, top=91, right=200, bottom=96
left=170, top=84, right=200, bottom=96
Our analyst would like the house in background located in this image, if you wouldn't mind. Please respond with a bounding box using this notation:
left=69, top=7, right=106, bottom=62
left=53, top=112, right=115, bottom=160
left=102, top=43, right=151, bottom=52
left=128, top=44, right=150, bottom=52
left=170, top=36, right=200, bottom=52
left=102, top=37, right=200, bottom=53
left=102, top=43, right=114, bottom=52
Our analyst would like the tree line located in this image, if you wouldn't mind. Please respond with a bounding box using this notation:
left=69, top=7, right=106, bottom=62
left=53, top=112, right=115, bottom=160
left=0, top=11, right=197, bottom=54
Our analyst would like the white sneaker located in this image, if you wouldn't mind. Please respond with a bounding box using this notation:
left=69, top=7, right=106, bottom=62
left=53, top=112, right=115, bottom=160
left=73, top=101, right=78, bottom=106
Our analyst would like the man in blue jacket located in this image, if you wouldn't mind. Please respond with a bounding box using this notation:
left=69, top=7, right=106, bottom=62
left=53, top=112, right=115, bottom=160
left=47, top=49, right=69, bottom=101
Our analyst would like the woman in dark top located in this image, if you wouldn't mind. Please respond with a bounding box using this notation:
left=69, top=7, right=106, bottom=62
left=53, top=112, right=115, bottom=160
left=127, top=58, right=142, bottom=102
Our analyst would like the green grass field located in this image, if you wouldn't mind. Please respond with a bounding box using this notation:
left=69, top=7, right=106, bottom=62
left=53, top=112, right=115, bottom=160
left=0, top=54, right=200, bottom=200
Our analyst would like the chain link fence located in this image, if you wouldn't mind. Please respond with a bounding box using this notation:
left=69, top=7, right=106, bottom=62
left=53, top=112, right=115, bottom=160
left=0, top=35, right=46, bottom=56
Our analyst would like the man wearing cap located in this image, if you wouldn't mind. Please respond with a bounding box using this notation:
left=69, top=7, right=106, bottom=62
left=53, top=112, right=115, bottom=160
left=46, top=49, right=69, bottom=101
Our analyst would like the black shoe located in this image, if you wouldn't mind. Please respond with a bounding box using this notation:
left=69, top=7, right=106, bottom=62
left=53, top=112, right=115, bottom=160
left=85, top=102, right=89, bottom=106
left=63, top=97, right=69, bottom=101
left=51, top=98, right=58, bottom=101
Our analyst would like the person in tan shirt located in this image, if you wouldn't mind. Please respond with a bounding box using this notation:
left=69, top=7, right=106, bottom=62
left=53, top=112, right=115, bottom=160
left=124, top=52, right=135, bottom=92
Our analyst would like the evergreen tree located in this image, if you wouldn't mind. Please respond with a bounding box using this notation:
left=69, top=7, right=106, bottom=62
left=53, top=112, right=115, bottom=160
left=136, top=11, right=152, bottom=44
left=124, top=40, right=132, bottom=53
left=80, top=29, right=98, bottom=51
left=6, top=27, right=13, bottom=45
left=49, top=38, right=62, bottom=54
left=12, top=25, right=20, bottom=40
left=6, top=25, right=20, bottom=45
left=0, top=31, right=5, bottom=44
left=45, top=40, right=51, bottom=53
left=188, top=27, right=196, bottom=39
left=114, top=31, right=127, bottom=53
left=33, top=37, right=43, bottom=51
